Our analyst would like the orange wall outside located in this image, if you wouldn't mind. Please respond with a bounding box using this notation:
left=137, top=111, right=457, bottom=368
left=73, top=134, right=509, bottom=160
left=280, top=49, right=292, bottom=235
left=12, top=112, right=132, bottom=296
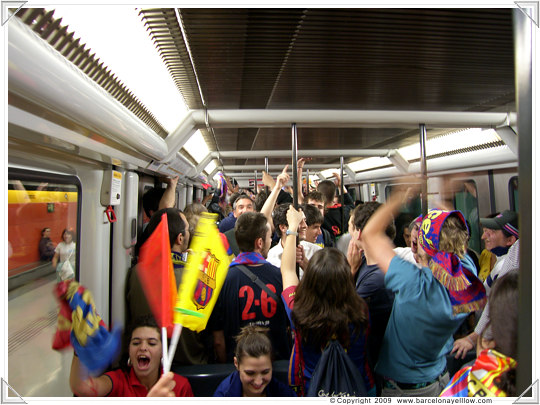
left=8, top=201, right=78, bottom=271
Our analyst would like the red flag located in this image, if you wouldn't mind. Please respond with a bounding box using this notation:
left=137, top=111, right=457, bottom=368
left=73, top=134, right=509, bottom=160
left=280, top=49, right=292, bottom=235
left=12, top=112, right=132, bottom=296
left=137, top=213, right=177, bottom=336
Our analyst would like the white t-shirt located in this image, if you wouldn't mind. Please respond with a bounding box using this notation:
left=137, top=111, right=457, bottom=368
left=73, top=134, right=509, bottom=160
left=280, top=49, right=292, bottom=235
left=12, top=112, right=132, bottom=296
left=393, top=247, right=421, bottom=268
left=267, top=240, right=322, bottom=279
left=55, top=241, right=76, bottom=267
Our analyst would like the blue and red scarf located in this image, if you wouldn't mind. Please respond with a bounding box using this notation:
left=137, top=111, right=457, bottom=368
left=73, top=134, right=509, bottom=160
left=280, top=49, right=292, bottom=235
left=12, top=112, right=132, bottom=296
left=440, top=349, right=516, bottom=397
left=419, top=209, right=486, bottom=314
left=52, top=280, right=122, bottom=375
left=230, top=251, right=269, bottom=267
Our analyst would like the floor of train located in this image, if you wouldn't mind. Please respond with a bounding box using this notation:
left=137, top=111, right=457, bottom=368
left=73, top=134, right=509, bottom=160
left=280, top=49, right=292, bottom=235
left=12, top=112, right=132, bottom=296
left=7, top=271, right=73, bottom=397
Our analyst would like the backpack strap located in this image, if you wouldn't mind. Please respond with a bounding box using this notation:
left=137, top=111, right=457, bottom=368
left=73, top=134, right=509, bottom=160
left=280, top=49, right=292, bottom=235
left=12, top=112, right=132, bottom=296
left=234, top=264, right=280, bottom=303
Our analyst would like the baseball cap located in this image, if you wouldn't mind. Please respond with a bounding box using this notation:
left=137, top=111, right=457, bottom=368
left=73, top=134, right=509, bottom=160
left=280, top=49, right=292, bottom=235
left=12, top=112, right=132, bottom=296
left=480, top=210, right=519, bottom=238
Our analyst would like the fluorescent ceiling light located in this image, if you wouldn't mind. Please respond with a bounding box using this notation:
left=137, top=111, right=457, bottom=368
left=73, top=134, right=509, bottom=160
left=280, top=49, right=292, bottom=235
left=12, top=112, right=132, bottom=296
left=51, top=6, right=187, bottom=133
left=348, top=157, right=391, bottom=172
left=320, top=169, right=338, bottom=179
left=204, top=160, right=217, bottom=176
left=183, top=130, right=209, bottom=163
left=346, top=128, right=503, bottom=174
left=397, top=128, right=502, bottom=161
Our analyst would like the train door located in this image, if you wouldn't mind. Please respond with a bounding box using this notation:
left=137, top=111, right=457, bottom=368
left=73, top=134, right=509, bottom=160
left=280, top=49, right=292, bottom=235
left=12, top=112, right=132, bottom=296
left=7, top=168, right=81, bottom=396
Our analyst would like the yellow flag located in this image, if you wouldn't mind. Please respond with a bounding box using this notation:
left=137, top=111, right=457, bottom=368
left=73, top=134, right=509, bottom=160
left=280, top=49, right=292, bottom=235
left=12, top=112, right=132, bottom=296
left=174, top=212, right=232, bottom=332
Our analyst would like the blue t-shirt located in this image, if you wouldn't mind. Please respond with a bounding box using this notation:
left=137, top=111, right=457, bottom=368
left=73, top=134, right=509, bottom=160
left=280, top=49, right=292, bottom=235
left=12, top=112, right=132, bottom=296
left=375, top=256, right=468, bottom=383
left=354, top=258, right=394, bottom=369
left=218, top=212, right=237, bottom=233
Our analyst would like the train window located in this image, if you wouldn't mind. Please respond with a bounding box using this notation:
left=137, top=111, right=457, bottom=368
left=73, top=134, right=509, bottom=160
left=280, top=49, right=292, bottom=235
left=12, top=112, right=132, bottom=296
left=453, top=180, right=481, bottom=254
left=509, top=176, right=519, bottom=212
left=8, top=170, right=81, bottom=287
left=385, top=184, right=422, bottom=248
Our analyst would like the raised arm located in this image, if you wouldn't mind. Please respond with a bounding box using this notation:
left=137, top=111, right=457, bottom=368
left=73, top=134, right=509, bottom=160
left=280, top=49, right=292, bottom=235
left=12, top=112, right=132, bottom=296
left=262, top=170, right=276, bottom=189
left=281, top=205, right=303, bottom=289
left=69, top=354, right=112, bottom=396
left=296, top=158, right=310, bottom=204
left=362, top=187, right=416, bottom=273
left=158, top=176, right=179, bottom=210
left=260, top=165, right=290, bottom=232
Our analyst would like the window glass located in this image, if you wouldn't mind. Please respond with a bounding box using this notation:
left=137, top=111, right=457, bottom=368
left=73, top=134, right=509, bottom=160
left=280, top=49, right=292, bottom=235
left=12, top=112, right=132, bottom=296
left=385, top=184, right=421, bottom=248
left=453, top=180, right=481, bottom=254
left=8, top=175, right=80, bottom=280
left=509, top=176, right=518, bottom=212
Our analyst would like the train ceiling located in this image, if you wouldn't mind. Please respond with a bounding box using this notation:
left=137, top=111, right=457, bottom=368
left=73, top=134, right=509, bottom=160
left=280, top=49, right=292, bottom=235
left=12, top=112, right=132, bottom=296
left=138, top=8, right=515, bottom=172
left=9, top=7, right=516, bottom=180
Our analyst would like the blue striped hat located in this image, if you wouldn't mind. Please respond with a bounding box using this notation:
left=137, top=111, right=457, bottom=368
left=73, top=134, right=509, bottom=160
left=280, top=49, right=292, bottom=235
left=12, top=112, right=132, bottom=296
left=480, top=210, right=519, bottom=238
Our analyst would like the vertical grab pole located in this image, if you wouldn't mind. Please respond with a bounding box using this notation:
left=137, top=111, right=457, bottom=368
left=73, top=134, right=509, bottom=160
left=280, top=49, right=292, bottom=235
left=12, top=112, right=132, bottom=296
left=340, top=156, right=345, bottom=233
left=514, top=7, right=532, bottom=393
left=292, top=123, right=300, bottom=278
left=306, top=169, right=310, bottom=194
left=419, top=123, right=428, bottom=217
left=292, top=123, right=299, bottom=209
left=254, top=170, right=258, bottom=195
left=265, top=157, right=269, bottom=194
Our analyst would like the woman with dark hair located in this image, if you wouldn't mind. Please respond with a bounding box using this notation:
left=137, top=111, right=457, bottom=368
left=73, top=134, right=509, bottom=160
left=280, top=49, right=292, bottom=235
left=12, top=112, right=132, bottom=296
left=70, top=315, right=193, bottom=397
left=280, top=206, right=374, bottom=396
left=52, top=228, right=76, bottom=281
left=361, top=186, right=486, bottom=397
left=441, top=271, right=518, bottom=397
left=214, top=325, right=295, bottom=397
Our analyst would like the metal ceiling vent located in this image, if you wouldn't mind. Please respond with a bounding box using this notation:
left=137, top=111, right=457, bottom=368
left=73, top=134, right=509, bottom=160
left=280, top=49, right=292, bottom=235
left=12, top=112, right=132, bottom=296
left=14, top=7, right=169, bottom=138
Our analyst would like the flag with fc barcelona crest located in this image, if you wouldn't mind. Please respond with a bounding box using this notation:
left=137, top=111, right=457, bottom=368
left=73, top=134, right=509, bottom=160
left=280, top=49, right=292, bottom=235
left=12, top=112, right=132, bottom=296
left=174, top=212, right=232, bottom=332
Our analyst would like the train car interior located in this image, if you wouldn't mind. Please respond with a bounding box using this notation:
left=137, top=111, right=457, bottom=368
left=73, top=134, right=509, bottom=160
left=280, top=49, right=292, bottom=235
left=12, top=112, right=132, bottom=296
left=5, top=6, right=534, bottom=398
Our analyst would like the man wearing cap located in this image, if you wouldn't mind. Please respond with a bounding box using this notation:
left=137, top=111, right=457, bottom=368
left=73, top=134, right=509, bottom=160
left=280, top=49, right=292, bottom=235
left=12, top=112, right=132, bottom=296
left=451, top=210, right=519, bottom=359
left=479, top=210, right=519, bottom=291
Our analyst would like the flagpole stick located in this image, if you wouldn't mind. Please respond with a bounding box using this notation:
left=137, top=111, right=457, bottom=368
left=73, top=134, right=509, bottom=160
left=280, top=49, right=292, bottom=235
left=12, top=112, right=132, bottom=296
left=161, top=326, right=169, bottom=373
left=164, top=323, right=183, bottom=373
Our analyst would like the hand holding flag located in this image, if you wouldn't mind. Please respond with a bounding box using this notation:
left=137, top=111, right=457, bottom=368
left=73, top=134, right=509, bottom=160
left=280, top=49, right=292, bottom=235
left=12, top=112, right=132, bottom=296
left=136, top=212, right=178, bottom=371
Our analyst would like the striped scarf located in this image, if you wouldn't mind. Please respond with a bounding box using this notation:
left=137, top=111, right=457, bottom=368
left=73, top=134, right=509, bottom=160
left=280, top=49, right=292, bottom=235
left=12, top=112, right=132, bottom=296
left=230, top=251, right=269, bottom=266
left=419, top=209, right=486, bottom=314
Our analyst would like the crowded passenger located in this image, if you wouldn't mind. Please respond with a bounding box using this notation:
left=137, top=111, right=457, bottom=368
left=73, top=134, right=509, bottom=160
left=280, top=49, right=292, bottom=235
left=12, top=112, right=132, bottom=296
left=477, top=212, right=500, bottom=281
left=280, top=205, right=375, bottom=396
left=347, top=202, right=396, bottom=383
left=126, top=208, right=211, bottom=366
left=141, top=176, right=179, bottom=230
left=267, top=203, right=322, bottom=276
left=452, top=211, right=519, bottom=359
left=218, top=193, right=254, bottom=233
left=361, top=185, right=486, bottom=397
left=303, top=191, right=335, bottom=247
left=441, top=271, right=518, bottom=397
left=214, top=325, right=295, bottom=397
left=317, top=174, right=354, bottom=242
left=69, top=315, right=193, bottom=397
left=183, top=202, right=208, bottom=246
left=480, top=210, right=518, bottom=291
left=393, top=215, right=422, bottom=266
left=301, top=203, right=323, bottom=244
left=209, top=211, right=291, bottom=363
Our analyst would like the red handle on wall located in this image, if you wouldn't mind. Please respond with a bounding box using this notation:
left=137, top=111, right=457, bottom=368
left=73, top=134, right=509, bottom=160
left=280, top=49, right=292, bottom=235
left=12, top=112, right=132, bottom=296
left=105, top=206, right=117, bottom=223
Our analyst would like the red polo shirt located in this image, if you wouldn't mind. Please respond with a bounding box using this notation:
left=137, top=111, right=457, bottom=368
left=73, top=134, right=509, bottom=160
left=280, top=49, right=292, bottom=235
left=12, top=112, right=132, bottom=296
left=105, top=367, right=193, bottom=397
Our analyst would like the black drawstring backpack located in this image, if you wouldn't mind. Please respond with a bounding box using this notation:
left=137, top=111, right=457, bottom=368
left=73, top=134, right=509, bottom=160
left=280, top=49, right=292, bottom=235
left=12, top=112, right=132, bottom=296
left=307, top=339, right=367, bottom=397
